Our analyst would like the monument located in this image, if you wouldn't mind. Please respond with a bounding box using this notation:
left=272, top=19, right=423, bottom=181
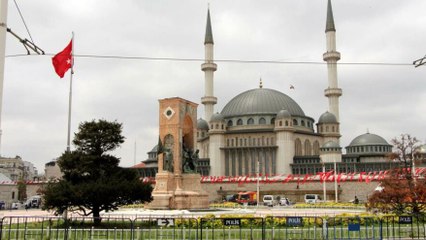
left=147, top=97, right=209, bottom=209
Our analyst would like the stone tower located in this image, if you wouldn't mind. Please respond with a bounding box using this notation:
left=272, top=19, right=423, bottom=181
left=323, top=0, right=342, bottom=121
left=201, top=8, right=217, bottom=122
left=148, top=97, right=208, bottom=209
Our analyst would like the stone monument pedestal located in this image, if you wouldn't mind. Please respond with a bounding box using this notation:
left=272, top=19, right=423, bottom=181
left=146, top=97, right=209, bottom=210
left=148, top=173, right=208, bottom=210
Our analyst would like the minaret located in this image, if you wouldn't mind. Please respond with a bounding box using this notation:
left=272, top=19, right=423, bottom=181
left=323, top=0, right=342, bottom=121
left=201, top=8, right=217, bottom=121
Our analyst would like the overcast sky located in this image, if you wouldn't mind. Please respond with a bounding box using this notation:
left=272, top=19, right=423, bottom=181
left=2, top=0, right=426, bottom=173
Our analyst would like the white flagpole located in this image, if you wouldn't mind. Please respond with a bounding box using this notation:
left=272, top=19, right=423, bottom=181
left=66, top=32, right=74, bottom=152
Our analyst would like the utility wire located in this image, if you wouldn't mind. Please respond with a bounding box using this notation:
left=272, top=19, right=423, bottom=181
left=5, top=53, right=412, bottom=66
left=13, top=0, right=34, bottom=44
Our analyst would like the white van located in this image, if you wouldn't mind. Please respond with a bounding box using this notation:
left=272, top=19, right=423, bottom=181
left=263, top=195, right=277, bottom=206
left=304, top=194, right=321, bottom=203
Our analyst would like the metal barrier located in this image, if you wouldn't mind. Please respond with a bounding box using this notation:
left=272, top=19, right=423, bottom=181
left=200, top=216, right=265, bottom=240
left=264, top=216, right=324, bottom=240
left=1, top=214, right=426, bottom=240
left=133, top=216, right=199, bottom=240
left=380, top=215, right=426, bottom=240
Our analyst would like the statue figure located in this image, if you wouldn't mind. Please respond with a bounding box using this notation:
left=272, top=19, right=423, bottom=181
left=163, top=148, right=174, bottom=172
left=182, top=147, right=199, bottom=173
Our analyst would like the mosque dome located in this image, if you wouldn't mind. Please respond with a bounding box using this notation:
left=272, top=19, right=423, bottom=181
left=346, top=132, right=392, bottom=155
left=210, top=112, right=224, bottom=122
left=197, top=118, right=209, bottom=130
left=276, top=109, right=292, bottom=119
left=221, top=88, right=305, bottom=118
left=318, top=111, right=337, bottom=124
left=349, top=133, right=389, bottom=147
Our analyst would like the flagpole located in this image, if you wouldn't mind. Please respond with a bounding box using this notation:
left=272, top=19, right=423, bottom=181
left=66, top=32, right=74, bottom=152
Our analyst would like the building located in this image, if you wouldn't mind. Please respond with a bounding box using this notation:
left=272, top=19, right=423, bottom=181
left=135, top=0, right=400, bottom=178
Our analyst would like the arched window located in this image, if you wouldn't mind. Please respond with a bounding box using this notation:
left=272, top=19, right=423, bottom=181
left=313, top=141, right=320, bottom=155
left=295, top=139, right=302, bottom=156
left=304, top=139, right=312, bottom=156
left=279, top=121, right=282, bottom=126
left=259, top=118, right=266, bottom=124
left=285, top=120, right=289, bottom=126
left=270, top=118, right=275, bottom=124
left=227, top=120, right=233, bottom=127
left=293, top=119, right=298, bottom=126
left=237, top=119, right=243, bottom=125
left=301, top=120, right=305, bottom=126
left=247, top=118, right=254, bottom=125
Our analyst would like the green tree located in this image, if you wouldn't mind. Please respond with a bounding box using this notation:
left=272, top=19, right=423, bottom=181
left=42, top=119, right=152, bottom=224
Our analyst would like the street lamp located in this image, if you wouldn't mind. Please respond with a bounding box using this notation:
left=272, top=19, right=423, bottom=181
left=256, top=159, right=260, bottom=207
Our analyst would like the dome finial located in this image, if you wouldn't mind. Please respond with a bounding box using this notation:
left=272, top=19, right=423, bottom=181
left=259, top=78, right=263, bottom=88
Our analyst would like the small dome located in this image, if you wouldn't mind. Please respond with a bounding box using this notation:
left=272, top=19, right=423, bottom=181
left=276, top=109, right=291, bottom=119
left=318, top=111, right=337, bottom=124
left=349, top=133, right=390, bottom=147
left=321, top=141, right=341, bottom=149
left=197, top=118, right=209, bottom=130
left=210, top=112, right=224, bottom=122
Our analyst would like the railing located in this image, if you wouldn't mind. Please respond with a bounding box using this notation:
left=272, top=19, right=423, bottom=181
left=0, top=214, right=425, bottom=239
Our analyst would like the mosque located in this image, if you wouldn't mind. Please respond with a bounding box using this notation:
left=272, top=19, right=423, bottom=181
left=136, top=0, right=399, bottom=179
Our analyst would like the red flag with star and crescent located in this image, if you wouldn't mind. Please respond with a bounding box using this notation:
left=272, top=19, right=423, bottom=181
left=52, top=40, right=73, bottom=78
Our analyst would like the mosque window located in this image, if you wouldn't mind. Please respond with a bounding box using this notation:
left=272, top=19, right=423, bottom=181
left=279, top=121, right=282, bottom=126
left=231, top=139, right=234, bottom=146
left=259, top=118, right=266, bottom=124
left=247, top=118, right=254, bottom=125
left=313, top=141, right=320, bottom=155
left=285, top=121, right=289, bottom=126
left=240, top=139, right=243, bottom=146
left=304, top=139, right=312, bottom=156
left=301, top=120, right=305, bottom=126
left=237, top=119, right=243, bottom=125
left=293, top=119, right=298, bottom=125
left=215, top=124, right=219, bottom=129
left=227, top=139, right=230, bottom=146
left=271, top=118, right=275, bottom=124
left=326, top=126, right=329, bottom=132
left=197, top=132, right=199, bottom=137
left=295, top=139, right=302, bottom=156
left=236, top=137, right=239, bottom=146
left=211, top=125, right=213, bottom=129
left=332, top=126, right=335, bottom=132
left=227, top=120, right=233, bottom=127
left=244, top=138, right=247, bottom=146
left=221, top=124, right=224, bottom=129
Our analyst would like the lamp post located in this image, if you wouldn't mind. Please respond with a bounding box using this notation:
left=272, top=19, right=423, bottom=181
left=322, top=161, right=326, bottom=202
left=334, top=160, right=338, bottom=202
left=256, top=159, right=260, bottom=207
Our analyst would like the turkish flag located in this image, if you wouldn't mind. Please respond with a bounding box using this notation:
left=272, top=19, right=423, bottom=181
left=52, top=40, right=73, bottom=78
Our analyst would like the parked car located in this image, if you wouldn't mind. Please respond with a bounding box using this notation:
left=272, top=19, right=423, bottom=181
left=25, top=195, right=42, bottom=209
left=304, top=194, right=321, bottom=203
left=263, top=195, right=277, bottom=207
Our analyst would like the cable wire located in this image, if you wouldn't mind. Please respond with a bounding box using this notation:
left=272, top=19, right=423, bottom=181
left=5, top=53, right=413, bottom=66
left=13, top=0, right=34, bottom=44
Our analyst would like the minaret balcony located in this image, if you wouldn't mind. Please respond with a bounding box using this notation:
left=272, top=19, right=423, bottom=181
left=201, top=62, right=217, bottom=71
left=201, top=96, right=217, bottom=105
left=324, top=88, right=342, bottom=97
left=323, top=51, right=341, bottom=61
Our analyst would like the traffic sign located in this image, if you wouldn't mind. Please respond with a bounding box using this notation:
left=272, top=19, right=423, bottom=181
left=158, top=218, right=174, bottom=227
